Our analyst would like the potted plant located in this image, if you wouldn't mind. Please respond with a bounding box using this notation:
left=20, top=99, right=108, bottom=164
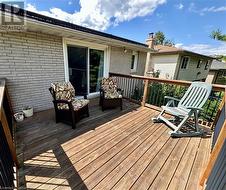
left=14, top=112, right=24, bottom=122
left=22, top=106, right=33, bottom=117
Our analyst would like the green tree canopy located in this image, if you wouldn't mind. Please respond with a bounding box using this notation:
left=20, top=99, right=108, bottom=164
left=154, top=31, right=175, bottom=46
left=210, top=29, right=226, bottom=62
left=211, top=29, right=226, bottom=42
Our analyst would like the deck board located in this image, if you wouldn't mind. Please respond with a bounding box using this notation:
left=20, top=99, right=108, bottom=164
left=16, top=100, right=211, bottom=190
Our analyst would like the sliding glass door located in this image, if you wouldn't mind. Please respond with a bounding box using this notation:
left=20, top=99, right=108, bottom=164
left=89, top=49, right=104, bottom=93
left=66, top=43, right=106, bottom=96
left=67, top=45, right=88, bottom=96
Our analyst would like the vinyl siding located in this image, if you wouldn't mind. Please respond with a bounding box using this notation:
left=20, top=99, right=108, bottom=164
left=109, top=46, right=147, bottom=75
left=177, top=55, right=212, bottom=81
left=151, top=54, right=179, bottom=79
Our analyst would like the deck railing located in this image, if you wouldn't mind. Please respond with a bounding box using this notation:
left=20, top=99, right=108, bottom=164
left=0, top=78, right=19, bottom=189
left=109, top=72, right=225, bottom=127
left=200, top=89, right=226, bottom=190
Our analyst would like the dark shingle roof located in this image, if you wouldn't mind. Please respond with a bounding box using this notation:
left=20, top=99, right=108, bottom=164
left=0, top=3, right=148, bottom=48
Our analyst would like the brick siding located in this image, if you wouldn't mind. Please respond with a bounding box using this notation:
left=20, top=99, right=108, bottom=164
left=0, top=32, right=65, bottom=112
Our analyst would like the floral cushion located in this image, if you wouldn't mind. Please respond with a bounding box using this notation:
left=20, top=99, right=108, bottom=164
left=57, top=98, right=89, bottom=111
left=51, top=82, right=75, bottom=101
left=50, top=82, right=89, bottom=110
left=101, top=77, right=122, bottom=99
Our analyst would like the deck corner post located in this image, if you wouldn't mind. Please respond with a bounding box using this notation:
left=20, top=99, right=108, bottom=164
left=142, top=79, right=149, bottom=106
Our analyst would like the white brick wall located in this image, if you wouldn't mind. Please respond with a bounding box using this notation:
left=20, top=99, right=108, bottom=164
left=0, top=32, right=65, bottom=112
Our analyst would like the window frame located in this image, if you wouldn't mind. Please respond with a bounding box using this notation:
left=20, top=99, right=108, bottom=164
left=131, top=51, right=138, bottom=73
left=180, top=56, right=189, bottom=69
left=197, top=59, right=202, bottom=68
left=205, top=60, right=210, bottom=70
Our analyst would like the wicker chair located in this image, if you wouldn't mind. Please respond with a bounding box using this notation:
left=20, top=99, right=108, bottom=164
left=99, top=77, right=123, bottom=111
left=49, top=82, right=89, bottom=129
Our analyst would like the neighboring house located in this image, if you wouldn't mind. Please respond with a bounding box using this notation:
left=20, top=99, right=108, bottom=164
left=0, top=5, right=149, bottom=112
left=145, top=35, right=214, bottom=81
left=206, top=60, right=226, bottom=85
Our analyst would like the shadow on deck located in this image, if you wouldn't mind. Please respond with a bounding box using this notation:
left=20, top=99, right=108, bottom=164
left=16, top=99, right=212, bottom=190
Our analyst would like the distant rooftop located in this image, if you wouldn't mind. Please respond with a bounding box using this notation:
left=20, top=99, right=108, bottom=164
left=152, top=44, right=213, bottom=59
left=210, top=60, right=226, bottom=70
left=154, top=45, right=180, bottom=52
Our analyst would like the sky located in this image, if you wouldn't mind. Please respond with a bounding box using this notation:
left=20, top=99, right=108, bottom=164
left=9, top=0, right=226, bottom=55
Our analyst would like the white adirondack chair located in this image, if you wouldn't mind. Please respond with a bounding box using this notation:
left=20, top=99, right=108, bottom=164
left=152, top=82, right=212, bottom=137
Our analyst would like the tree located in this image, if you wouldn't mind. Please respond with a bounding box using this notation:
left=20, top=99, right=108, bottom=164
left=155, top=31, right=165, bottom=45
left=215, top=55, right=226, bottom=62
left=210, top=29, right=226, bottom=62
left=164, top=39, right=175, bottom=47
left=211, top=29, right=226, bottom=42
left=154, top=31, right=175, bottom=46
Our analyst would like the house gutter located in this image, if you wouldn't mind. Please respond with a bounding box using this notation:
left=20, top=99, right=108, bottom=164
left=0, top=4, right=150, bottom=52
left=26, top=18, right=150, bottom=52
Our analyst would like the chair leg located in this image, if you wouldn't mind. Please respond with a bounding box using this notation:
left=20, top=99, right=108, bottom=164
left=152, top=110, right=165, bottom=123
left=194, top=110, right=201, bottom=133
left=169, top=113, right=203, bottom=137
left=55, top=116, right=60, bottom=123
left=173, top=115, right=189, bottom=132
left=71, top=111, right=76, bottom=129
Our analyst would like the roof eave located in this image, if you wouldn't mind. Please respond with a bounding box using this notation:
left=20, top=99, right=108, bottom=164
left=0, top=4, right=149, bottom=51
left=151, top=49, right=214, bottom=59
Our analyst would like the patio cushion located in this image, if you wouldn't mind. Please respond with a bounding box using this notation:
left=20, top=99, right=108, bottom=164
left=57, top=98, right=89, bottom=111
left=101, top=77, right=122, bottom=99
left=51, top=82, right=89, bottom=110
left=51, top=82, right=75, bottom=101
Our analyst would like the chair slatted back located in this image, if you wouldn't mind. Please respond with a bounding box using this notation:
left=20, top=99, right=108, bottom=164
left=178, top=82, right=212, bottom=109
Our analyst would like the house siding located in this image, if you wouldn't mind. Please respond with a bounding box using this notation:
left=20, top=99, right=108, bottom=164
left=136, top=51, right=147, bottom=76
left=177, top=55, right=211, bottom=81
left=151, top=54, right=179, bottom=79
left=110, top=47, right=132, bottom=75
left=109, top=46, right=146, bottom=75
left=0, top=32, right=147, bottom=112
left=0, top=32, right=65, bottom=112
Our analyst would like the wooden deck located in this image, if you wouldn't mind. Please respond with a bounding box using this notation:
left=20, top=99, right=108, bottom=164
left=16, top=100, right=212, bottom=190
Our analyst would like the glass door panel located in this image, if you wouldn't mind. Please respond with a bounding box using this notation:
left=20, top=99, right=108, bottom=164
left=89, top=49, right=104, bottom=93
left=67, top=45, right=88, bottom=96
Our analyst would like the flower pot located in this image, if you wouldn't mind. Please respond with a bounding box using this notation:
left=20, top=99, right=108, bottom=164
left=22, top=106, right=33, bottom=117
left=14, top=112, right=24, bottom=122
